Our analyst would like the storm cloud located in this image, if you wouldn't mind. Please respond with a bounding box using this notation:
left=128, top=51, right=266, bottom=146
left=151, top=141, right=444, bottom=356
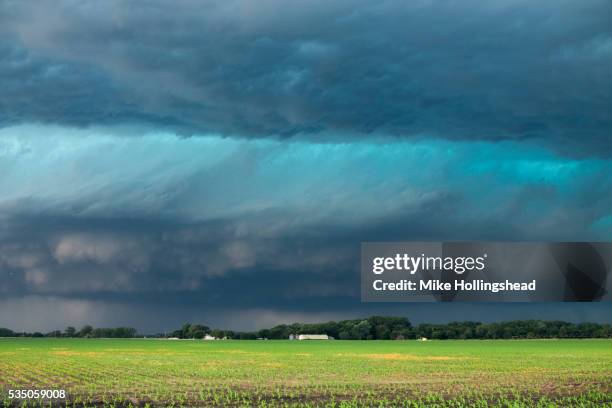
left=0, top=1, right=611, bottom=332
left=0, top=0, right=611, bottom=155
left=1, top=127, right=611, bottom=331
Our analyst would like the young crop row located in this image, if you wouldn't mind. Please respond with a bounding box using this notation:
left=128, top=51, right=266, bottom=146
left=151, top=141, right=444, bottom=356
left=1, top=386, right=611, bottom=407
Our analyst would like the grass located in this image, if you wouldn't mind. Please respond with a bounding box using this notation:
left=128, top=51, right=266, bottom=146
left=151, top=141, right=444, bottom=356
left=0, top=338, right=610, bottom=407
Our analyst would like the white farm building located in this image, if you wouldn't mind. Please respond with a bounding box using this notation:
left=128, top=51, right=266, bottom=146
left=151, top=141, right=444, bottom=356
left=297, top=334, right=330, bottom=340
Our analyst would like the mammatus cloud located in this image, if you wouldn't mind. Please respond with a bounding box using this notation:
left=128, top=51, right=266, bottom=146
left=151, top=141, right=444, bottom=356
left=0, top=1, right=611, bottom=155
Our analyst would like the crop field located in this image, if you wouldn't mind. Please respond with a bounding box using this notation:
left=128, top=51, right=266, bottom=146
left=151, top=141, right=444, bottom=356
left=0, top=339, right=610, bottom=407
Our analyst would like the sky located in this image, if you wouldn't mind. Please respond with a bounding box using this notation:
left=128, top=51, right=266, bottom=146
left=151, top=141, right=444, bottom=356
left=0, top=0, right=611, bottom=333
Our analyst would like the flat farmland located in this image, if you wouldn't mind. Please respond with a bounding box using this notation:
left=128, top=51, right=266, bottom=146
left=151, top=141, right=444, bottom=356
left=0, top=338, right=610, bottom=407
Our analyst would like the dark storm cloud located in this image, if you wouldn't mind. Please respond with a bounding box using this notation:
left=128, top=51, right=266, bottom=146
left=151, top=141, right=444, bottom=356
left=1, top=0, right=611, bottom=155
left=0, top=131, right=609, bottom=323
left=1, top=185, right=608, bottom=305
left=0, top=42, right=190, bottom=129
left=2, top=208, right=612, bottom=332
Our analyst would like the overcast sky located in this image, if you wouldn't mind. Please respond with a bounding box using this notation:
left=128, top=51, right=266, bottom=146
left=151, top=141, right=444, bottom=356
left=0, top=0, right=611, bottom=333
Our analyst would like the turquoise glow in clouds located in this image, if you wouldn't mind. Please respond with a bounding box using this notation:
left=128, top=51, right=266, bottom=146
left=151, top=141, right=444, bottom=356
left=0, top=124, right=609, bottom=240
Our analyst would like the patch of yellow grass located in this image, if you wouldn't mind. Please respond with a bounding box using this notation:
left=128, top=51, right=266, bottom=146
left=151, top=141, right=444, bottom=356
left=366, top=353, right=455, bottom=361
left=336, top=353, right=460, bottom=361
left=260, top=362, right=284, bottom=368
left=51, top=351, right=105, bottom=357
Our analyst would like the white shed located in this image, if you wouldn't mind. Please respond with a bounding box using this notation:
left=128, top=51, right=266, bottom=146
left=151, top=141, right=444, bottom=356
left=298, top=334, right=329, bottom=340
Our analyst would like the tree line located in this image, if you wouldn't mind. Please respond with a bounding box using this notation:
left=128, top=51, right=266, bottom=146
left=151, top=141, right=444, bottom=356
left=1, top=317, right=610, bottom=339
left=0, top=325, right=136, bottom=338
left=129, top=317, right=612, bottom=339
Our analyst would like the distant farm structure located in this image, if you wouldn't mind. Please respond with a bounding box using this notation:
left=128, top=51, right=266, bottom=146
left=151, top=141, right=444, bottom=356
left=297, top=334, right=330, bottom=340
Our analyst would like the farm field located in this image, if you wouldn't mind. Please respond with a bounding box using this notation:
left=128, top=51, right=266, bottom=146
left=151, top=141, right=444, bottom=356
left=0, top=338, right=610, bottom=407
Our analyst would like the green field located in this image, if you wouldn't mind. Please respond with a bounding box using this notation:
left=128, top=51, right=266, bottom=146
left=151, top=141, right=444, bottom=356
left=0, top=339, right=610, bottom=407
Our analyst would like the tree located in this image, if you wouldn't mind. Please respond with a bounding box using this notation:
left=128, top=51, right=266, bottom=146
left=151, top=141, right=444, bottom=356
left=351, top=320, right=373, bottom=340
left=0, top=328, right=14, bottom=337
left=339, top=331, right=351, bottom=340
left=64, top=327, right=76, bottom=337
left=211, top=329, right=225, bottom=339
left=78, top=325, right=93, bottom=338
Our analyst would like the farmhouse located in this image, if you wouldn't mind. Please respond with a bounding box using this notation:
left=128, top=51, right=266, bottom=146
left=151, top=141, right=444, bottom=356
left=297, top=334, right=329, bottom=340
